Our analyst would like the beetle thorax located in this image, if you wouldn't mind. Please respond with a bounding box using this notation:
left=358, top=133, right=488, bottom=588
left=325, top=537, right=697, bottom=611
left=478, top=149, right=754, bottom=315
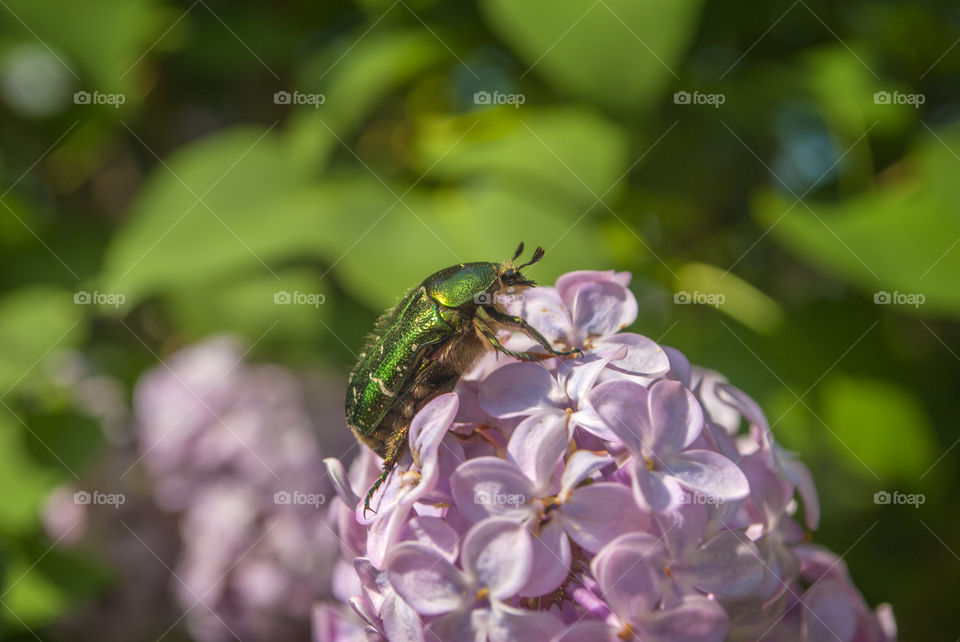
left=423, top=262, right=500, bottom=308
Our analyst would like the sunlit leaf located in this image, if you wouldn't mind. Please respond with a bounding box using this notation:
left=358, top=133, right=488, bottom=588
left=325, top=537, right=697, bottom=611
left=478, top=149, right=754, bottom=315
left=2, top=556, right=69, bottom=626
left=0, top=414, right=58, bottom=532
left=820, top=375, right=936, bottom=479
left=165, top=269, right=333, bottom=345
left=331, top=179, right=613, bottom=308
left=480, top=0, right=701, bottom=112
left=0, top=288, right=82, bottom=394
left=675, top=262, right=784, bottom=333
left=2, top=0, right=158, bottom=93
left=414, top=107, right=627, bottom=208
left=101, top=127, right=320, bottom=306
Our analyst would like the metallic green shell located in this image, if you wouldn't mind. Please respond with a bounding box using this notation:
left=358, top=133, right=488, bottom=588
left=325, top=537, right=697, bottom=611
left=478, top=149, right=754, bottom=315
left=345, top=262, right=501, bottom=437
left=424, top=262, right=499, bottom=307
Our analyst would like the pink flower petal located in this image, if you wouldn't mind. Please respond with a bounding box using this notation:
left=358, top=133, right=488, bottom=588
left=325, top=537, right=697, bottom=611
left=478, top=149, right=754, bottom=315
left=561, top=483, right=649, bottom=553
left=450, top=457, right=539, bottom=523
left=409, top=392, right=460, bottom=457
left=647, top=379, right=704, bottom=453
left=676, top=531, right=764, bottom=599
left=597, top=333, right=670, bottom=376
left=632, top=463, right=685, bottom=514
left=519, top=520, right=571, bottom=597
left=570, top=279, right=638, bottom=340
left=517, top=287, right=573, bottom=345
left=401, top=516, right=459, bottom=563
left=560, top=450, right=614, bottom=495
left=556, top=270, right=630, bottom=306
left=426, top=607, right=476, bottom=641
left=562, top=350, right=624, bottom=404
left=663, top=449, right=750, bottom=501
left=591, top=532, right=664, bottom=616
left=639, top=596, right=728, bottom=642
left=587, top=379, right=650, bottom=454
left=480, top=362, right=558, bottom=418
left=386, top=542, right=469, bottom=615
left=489, top=606, right=564, bottom=642
left=507, top=412, right=569, bottom=491
left=461, top=518, right=533, bottom=599
left=802, top=579, right=859, bottom=642
left=380, top=587, right=426, bottom=642
left=551, top=621, right=615, bottom=642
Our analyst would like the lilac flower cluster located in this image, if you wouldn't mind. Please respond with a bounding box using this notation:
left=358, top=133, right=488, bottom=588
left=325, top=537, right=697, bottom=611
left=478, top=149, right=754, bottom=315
left=135, top=338, right=345, bottom=642
left=320, top=271, right=896, bottom=642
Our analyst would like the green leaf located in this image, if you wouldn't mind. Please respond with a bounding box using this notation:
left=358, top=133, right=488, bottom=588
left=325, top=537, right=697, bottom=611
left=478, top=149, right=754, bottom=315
left=165, top=268, right=333, bottom=345
left=2, top=0, right=157, bottom=93
left=286, top=29, right=444, bottom=170
left=2, top=556, right=69, bottom=626
left=755, top=123, right=960, bottom=318
left=100, top=127, right=322, bottom=307
left=331, top=179, right=614, bottom=309
left=480, top=0, right=701, bottom=112
left=0, top=287, right=82, bottom=394
left=414, top=107, right=628, bottom=208
left=801, top=45, right=909, bottom=138
left=0, top=413, right=59, bottom=533
left=674, top=262, right=784, bottom=333
left=20, top=411, right=103, bottom=474
left=820, top=375, right=935, bottom=479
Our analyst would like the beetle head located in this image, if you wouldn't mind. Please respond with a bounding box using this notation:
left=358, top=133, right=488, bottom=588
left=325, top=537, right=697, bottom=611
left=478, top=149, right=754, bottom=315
left=499, top=242, right=544, bottom=288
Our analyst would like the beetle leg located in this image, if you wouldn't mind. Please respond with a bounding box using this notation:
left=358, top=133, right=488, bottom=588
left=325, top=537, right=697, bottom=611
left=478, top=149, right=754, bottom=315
left=364, top=424, right=410, bottom=516
left=479, top=306, right=583, bottom=357
left=474, top=318, right=541, bottom=361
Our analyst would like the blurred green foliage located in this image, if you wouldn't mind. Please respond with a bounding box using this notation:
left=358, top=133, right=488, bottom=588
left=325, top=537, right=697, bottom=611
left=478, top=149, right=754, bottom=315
left=1, top=0, right=959, bottom=639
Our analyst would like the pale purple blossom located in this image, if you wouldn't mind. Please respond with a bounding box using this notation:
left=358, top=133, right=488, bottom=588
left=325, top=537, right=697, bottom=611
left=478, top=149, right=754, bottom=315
left=318, top=270, right=895, bottom=642
left=587, top=378, right=751, bottom=513
left=387, top=517, right=564, bottom=641
left=133, top=337, right=347, bottom=642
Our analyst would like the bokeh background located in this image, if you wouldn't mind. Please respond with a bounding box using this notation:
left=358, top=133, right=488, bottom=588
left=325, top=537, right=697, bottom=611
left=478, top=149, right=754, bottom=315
left=0, top=0, right=957, bottom=639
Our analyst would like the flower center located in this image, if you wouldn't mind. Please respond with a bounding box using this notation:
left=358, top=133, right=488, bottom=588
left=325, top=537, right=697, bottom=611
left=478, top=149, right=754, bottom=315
left=475, top=587, right=490, bottom=601
left=617, top=623, right=636, bottom=640
left=644, top=456, right=655, bottom=471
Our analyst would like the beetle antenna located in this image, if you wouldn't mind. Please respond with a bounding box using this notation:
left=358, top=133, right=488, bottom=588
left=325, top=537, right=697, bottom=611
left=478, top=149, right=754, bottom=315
left=511, top=242, right=525, bottom=262
left=516, top=246, right=545, bottom=271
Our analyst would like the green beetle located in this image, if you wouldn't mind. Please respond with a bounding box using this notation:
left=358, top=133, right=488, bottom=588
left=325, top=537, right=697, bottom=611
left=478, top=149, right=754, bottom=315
left=346, top=243, right=581, bottom=514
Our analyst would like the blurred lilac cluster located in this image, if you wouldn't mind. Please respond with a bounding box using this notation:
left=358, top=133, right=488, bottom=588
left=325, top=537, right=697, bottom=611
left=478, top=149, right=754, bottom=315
left=319, top=272, right=896, bottom=642
left=135, top=337, right=343, bottom=641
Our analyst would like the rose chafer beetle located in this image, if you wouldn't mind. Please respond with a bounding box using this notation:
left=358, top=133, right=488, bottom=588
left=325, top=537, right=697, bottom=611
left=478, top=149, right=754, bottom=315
left=346, top=243, right=582, bottom=514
